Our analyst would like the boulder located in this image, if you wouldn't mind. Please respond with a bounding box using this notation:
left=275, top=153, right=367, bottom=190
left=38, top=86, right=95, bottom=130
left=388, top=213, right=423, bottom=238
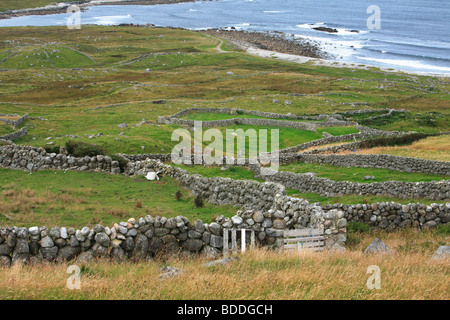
left=364, top=238, right=394, bottom=255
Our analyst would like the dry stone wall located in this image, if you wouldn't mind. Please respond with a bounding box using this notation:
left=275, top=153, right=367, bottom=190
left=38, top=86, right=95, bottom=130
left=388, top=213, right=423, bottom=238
left=0, top=113, right=28, bottom=128
left=0, top=127, right=27, bottom=141
left=253, top=166, right=449, bottom=201
left=282, top=153, right=450, bottom=176
left=157, top=107, right=355, bottom=132
left=0, top=204, right=345, bottom=267
left=0, top=145, right=121, bottom=174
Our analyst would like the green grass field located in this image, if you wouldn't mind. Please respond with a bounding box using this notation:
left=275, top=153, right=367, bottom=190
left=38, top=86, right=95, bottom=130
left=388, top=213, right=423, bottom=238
left=181, top=111, right=326, bottom=122
left=0, top=168, right=237, bottom=228
left=279, top=162, right=447, bottom=183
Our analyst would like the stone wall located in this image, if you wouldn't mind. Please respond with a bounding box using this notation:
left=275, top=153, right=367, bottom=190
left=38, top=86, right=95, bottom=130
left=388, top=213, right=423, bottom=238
left=0, top=113, right=28, bottom=128
left=157, top=107, right=355, bottom=132
left=127, top=159, right=446, bottom=230
left=253, top=166, right=449, bottom=201
left=159, top=115, right=352, bottom=132
left=0, top=127, right=28, bottom=141
left=0, top=145, right=121, bottom=174
left=278, top=153, right=450, bottom=176
left=322, top=202, right=449, bottom=230
left=0, top=205, right=345, bottom=267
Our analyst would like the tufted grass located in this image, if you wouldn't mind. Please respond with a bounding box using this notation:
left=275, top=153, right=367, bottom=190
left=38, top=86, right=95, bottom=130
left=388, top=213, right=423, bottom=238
left=0, top=228, right=448, bottom=300
left=340, top=135, right=450, bottom=162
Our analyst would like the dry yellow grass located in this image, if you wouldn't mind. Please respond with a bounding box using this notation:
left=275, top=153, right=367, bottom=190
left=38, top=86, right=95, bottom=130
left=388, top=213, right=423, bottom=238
left=0, top=230, right=448, bottom=300
left=336, top=135, right=450, bottom=161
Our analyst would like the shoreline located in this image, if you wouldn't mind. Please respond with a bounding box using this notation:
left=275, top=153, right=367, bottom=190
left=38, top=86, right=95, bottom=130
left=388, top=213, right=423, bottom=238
left=0, top=0, right=196, bottom=19
left=200, top=29, right=325, bottom=60
left=200, top=29, right=450, bottom=78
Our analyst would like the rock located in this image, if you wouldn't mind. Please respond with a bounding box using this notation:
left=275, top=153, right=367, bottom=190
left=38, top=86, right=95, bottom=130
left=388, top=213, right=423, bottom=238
left=131, top=234, right=149, bottom=260
left=337, top=218, right=347, bottom=228
left=92, top=243, right=109, bottom=259
left=28, top=226, right=39, bottom=236
left=117, top=123, right=128, bottom=128
left=56, top=246, right=81, bottom=262
left=6, top=233, right=16, bottom=248
left=111, top=247, right=126, bottom=262
left=159, top=266, right=184, bottom=279
left=60, top=227, right=69, bottom=239
left=430, top=246, right=450, bottom=261
left=93, top=224, right=105, bottom=233
left=75, top=250, right=94, bottom=264
left=81, top=227, right=90, bottom=236
left=121, top=236, right=135, bottom=252
left=202, top=257, right=239, bottom=267
left=111, top=239, right=122, bottom=248
left=209, top=235, right=223, bottom=249
left=149, top=238, right=163, bottom=254
left=188, top=230, right=202, bottom=239
left=17, top=227, right=28, bottom=239
left=49, top=227, right=60, bottom=239
left=41, top=246, right=59, bottom=261
left=94, top=232, right=110, bottom=247
left=364, top=238, right=394, bottom=255
left=181, top=239, right=203, bottom=252
left=41, top=236, right=54, bottom=248
left=362, top=175, right=375, bottom=180
left=154, top=228, right=170, bottom=237
left=231, top=216, right=243, bottom=225
left=75, top=230, right=85, bottom=242
left=54, top=238, right=67, bottom=248
left=12, top=251, right=29, bottom=265
left=200, top=245, right=221, bottom=259
left=0, top=255, right=11, bottom=268
left=253, top=211, right=265, bottom=223
left=29, top=241, right=40, bottom=256
left=273, top=219, right=286, bottom=229
left=208, top=222, right=221, bottom=236
left=15, top=238, right=29, bottom=253
left=194, top=220, right=205, bottom=233
left=0, top=244, right=13, bottom=256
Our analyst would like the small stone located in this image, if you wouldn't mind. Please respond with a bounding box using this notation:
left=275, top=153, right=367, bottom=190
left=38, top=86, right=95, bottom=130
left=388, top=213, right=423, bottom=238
left=41, top=236, right=54, bottom=248
left=364, top=238, right=394, bottom=255
left=430, top=246, right=450, bottom=261
left=60, top=227, right=68, bottom=239
left=94, top=232, right=110, bottom=247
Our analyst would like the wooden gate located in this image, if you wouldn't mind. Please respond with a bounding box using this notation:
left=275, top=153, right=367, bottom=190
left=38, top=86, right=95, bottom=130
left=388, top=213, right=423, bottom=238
left=283, top=228, right=325, bottom=252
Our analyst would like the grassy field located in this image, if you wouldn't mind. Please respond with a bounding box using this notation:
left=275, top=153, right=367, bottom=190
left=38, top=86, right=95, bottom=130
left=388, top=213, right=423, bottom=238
left=0, top=26, right=448, bottom=157
left=342, top=135, right=450, bottom=162
left=0, top=168, right=237, bottom=228
left=0, top=227, right=448, bottom=300
left=181, top=111, right=327, bottom=122
left=279, top=162, right=447, bottom=183
left=0, top=0, right=66, bottom=12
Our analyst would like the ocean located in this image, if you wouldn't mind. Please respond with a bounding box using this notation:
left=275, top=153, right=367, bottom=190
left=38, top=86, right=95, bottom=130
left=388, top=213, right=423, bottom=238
left=1, top=0, right=449, bottom=75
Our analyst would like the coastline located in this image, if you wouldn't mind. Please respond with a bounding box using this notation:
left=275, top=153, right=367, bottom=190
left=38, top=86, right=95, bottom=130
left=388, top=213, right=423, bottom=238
left=0, top=0, right=196, bottom=19
left=200, top=29, right=450, bottom=78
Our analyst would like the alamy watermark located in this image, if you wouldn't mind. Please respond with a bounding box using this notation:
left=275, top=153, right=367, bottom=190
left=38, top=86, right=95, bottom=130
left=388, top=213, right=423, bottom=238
left=66, top=265, right=81, bottom=290
left=366, top=265, right=381, bottom=290
left=367, top=5, right=381, bottom=30
left=67, top=5, right=81, bottom=30
left=171, top=121, right=279, bottom=175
